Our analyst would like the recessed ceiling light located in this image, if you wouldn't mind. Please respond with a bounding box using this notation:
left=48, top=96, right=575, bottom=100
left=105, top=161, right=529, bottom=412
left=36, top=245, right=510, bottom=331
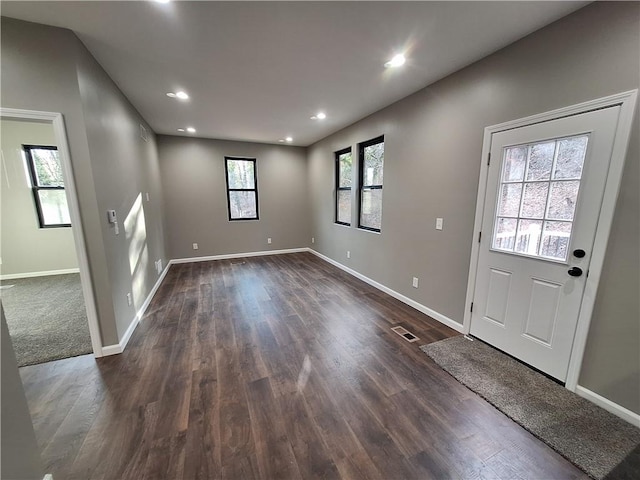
left=166, top=91, right=189, bottom=100
left=186, top=127, right=196, bottom=133
left=311, top=112, right=327, bottom=120
left=154, top=0, right=171, bottom=4
left=278, top=139, right=285, bottom=143
left=285, top=137, right=293, bottom=143
left=177, top=128, right=185, bottom=132
left=384, top=54, right=406, bottom=68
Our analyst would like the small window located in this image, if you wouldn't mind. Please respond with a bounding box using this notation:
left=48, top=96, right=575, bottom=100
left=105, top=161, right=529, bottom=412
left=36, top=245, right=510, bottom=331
left=335, top=147, right=352, bottom=225
left=23, top=145, right=71, bottom=228
left=492, top=135, right=589, bottom=262
left=358, top=136, right=384, bottom=232
left=225, top=157, right=258, bottom=220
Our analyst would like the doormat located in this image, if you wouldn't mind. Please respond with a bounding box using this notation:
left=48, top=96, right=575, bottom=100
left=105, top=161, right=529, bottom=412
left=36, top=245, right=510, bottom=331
left=420, top=336, right=640, bottom=479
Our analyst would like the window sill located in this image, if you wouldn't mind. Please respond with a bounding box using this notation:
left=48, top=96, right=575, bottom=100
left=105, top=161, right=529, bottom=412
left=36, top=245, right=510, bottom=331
left=357, top=227, right=381, bottom=235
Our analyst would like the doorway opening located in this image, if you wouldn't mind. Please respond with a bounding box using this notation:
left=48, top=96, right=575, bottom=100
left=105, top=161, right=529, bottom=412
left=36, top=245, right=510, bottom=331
left=0, top=109, right=102, bottom=363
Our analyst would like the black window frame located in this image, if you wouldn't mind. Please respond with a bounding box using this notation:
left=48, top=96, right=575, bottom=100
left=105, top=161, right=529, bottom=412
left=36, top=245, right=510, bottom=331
left=224, top=156, right=259, bottom=221
left=23, top=144, right=71, bottom=229
left=358, top=135, right=384, bottom=232
left=335, top=147, right=352, bottom=226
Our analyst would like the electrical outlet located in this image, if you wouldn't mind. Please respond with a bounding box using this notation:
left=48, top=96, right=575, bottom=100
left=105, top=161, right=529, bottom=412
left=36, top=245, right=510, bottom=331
left=267, top=237, right=272, bottom=244
left=436, top=217, right=444, bottom=230
left=412, top=277, right=419, bottom=288
left=192, top=243, right=199, bottom=250
left=156, top=259, right=162, bottom=275
left=347, top=250, right=351, bottom=259
left=126, top=293, right=132, bottom=306
left=311, top=237, right=315, bottom=244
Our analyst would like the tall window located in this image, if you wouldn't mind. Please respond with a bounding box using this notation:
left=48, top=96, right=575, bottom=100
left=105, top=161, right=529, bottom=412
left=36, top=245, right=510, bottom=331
left=335, top=147, right=352, bottom=225
left=358, top=136, right=384, bottom=232
left=24, top=145, right=71, bottom=228
left=225, top=157, right=258, bottom=220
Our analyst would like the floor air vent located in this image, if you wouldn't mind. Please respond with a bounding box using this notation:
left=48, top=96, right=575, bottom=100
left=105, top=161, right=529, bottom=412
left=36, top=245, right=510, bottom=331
left=391, top=325, right=419, bottom=343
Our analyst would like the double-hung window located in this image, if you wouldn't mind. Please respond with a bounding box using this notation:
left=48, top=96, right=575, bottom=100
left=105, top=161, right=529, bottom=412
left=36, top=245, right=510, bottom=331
left=225, top=157, right=259, bottom=220
left=358, top=136, right=384, bottom=232
left=335, top=147, right=352, bottom=225
left=24, top=145, right=71, bottom=228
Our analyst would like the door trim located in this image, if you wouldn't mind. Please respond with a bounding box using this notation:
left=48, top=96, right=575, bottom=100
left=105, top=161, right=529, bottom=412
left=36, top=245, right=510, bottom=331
left=0, top=107, right=104, bottom=357
left=463, top=90, right=638, bottom=392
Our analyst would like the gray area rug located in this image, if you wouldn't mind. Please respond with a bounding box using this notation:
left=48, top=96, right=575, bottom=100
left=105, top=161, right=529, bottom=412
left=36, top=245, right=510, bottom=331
left=1, top=274, right=92, bottom=366
left=421, top=336, right=640, bottom=480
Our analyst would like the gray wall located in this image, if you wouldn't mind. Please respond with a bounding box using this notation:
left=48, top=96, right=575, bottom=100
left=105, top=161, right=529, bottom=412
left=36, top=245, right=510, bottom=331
left=157, top=135, right=309, bottom=259
left=308, top=2, right=639, bottom=413
left=76, top=42, right=168, bottom=340
left=1, top=119, right=79, bottom=277
left=1, top=18, right=168, bottom=346
left=1, top=306, right=44, bottom=480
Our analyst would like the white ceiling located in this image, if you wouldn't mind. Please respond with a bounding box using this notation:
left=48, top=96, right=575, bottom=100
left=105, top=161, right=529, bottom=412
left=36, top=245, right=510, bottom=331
left=2, top=1, right=588, bottom=146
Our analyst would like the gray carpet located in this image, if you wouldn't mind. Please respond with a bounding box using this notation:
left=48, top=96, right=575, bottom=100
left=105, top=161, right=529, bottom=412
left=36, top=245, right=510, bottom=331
left=1, top=274, right=92, bottom=366
left=421, top=336, right=640, bottom=480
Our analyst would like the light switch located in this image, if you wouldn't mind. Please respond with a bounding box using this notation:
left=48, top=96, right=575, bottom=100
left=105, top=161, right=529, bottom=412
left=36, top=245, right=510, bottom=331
left=436, top=217, right=444, bottom=230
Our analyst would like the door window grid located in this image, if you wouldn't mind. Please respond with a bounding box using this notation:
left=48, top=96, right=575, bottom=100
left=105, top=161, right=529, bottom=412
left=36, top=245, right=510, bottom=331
left=492, top=135, right=589, bottom=261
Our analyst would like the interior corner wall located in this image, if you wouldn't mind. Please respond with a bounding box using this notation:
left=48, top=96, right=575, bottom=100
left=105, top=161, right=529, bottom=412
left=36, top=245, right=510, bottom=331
left=1, top=17, right=169, bottom=347
left=1, top=16, right=118, bottom=345
left=75, top=40, right=168, bottom=342
left=157, top=135, right=310, bottom=259
left=307, top=2, right=639, bottom=414
left=1, top=119, right=79, bottom=276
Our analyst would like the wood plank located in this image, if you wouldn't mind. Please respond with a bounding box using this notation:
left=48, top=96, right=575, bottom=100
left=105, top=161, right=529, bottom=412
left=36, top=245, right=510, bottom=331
left=20, top=252, right=590, bottom=480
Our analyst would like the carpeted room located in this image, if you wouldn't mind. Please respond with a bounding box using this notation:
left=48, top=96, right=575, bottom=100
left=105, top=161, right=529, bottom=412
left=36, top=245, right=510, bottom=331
left=1, top=118, right=93, bottom=367
left=1, top=2, right=639, bottom=480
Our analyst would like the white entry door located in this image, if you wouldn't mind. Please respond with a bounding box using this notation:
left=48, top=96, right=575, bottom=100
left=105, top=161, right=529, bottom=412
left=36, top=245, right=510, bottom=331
left=470, top=106, right=621, bottom=382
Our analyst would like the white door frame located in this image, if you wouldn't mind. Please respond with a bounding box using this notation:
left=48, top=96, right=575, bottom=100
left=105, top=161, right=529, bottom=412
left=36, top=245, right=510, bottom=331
left=1, top=107, right=103, bottom=357
left=463, top=90, right=638, bottom=392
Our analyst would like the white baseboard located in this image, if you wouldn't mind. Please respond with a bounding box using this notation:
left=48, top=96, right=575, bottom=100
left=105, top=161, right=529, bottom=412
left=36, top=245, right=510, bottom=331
left=575, top=385, right=640, bottom=427
left=170, top=247, right=309, bottom=265
left=101, top=263, right=171, bottom=356
left=0, top=268, right=80, bottom=281
left=309, top=249, right=464, bottom=333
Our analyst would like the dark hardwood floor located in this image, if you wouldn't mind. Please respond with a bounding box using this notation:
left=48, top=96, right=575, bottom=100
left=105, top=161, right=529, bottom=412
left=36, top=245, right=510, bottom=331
left=20, top=252, right=588, bottom=479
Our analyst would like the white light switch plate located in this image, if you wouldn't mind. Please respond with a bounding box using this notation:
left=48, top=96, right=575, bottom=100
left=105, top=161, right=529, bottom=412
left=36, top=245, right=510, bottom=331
left=436, top=217, right=443, bottom=230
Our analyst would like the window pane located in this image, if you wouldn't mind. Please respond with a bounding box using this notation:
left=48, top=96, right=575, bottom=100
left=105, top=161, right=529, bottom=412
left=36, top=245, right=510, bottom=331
left=547, top=181, right=580, bottom=221
left=498, top=183, right=522, bottom=217
left=554, top=136, right=587, bottom=180
left=337, top=190, right=351, bottom=224
left=363, top=142, right=384, bottom=186
left=227, top=159, right=255, bottom=189
left=526, top=141, right=555, bottom=181
left=541, top=221, right=572, bottom=260
left=32, top=149, right=64, bottom=187
left=338, top=152, right=352, bottom=188
left=515, top=219, right=542, bottom=255
left=521, top=182, right=548, bottom=219
left=229, top=191, right=257, bottom=219
left=503, top=146, right=526, bottom=182
left=360, top=188, right=382, bottom=230
left=38, top=190, right=70, bottom=225
left=493, top=217, right=517, bottom=252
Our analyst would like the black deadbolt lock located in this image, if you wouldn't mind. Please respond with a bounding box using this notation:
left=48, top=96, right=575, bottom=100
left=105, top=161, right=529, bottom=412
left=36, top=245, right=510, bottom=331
left=573, top=249, right=586, bottom=258
left=568, top=267, right=583, bottom=277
